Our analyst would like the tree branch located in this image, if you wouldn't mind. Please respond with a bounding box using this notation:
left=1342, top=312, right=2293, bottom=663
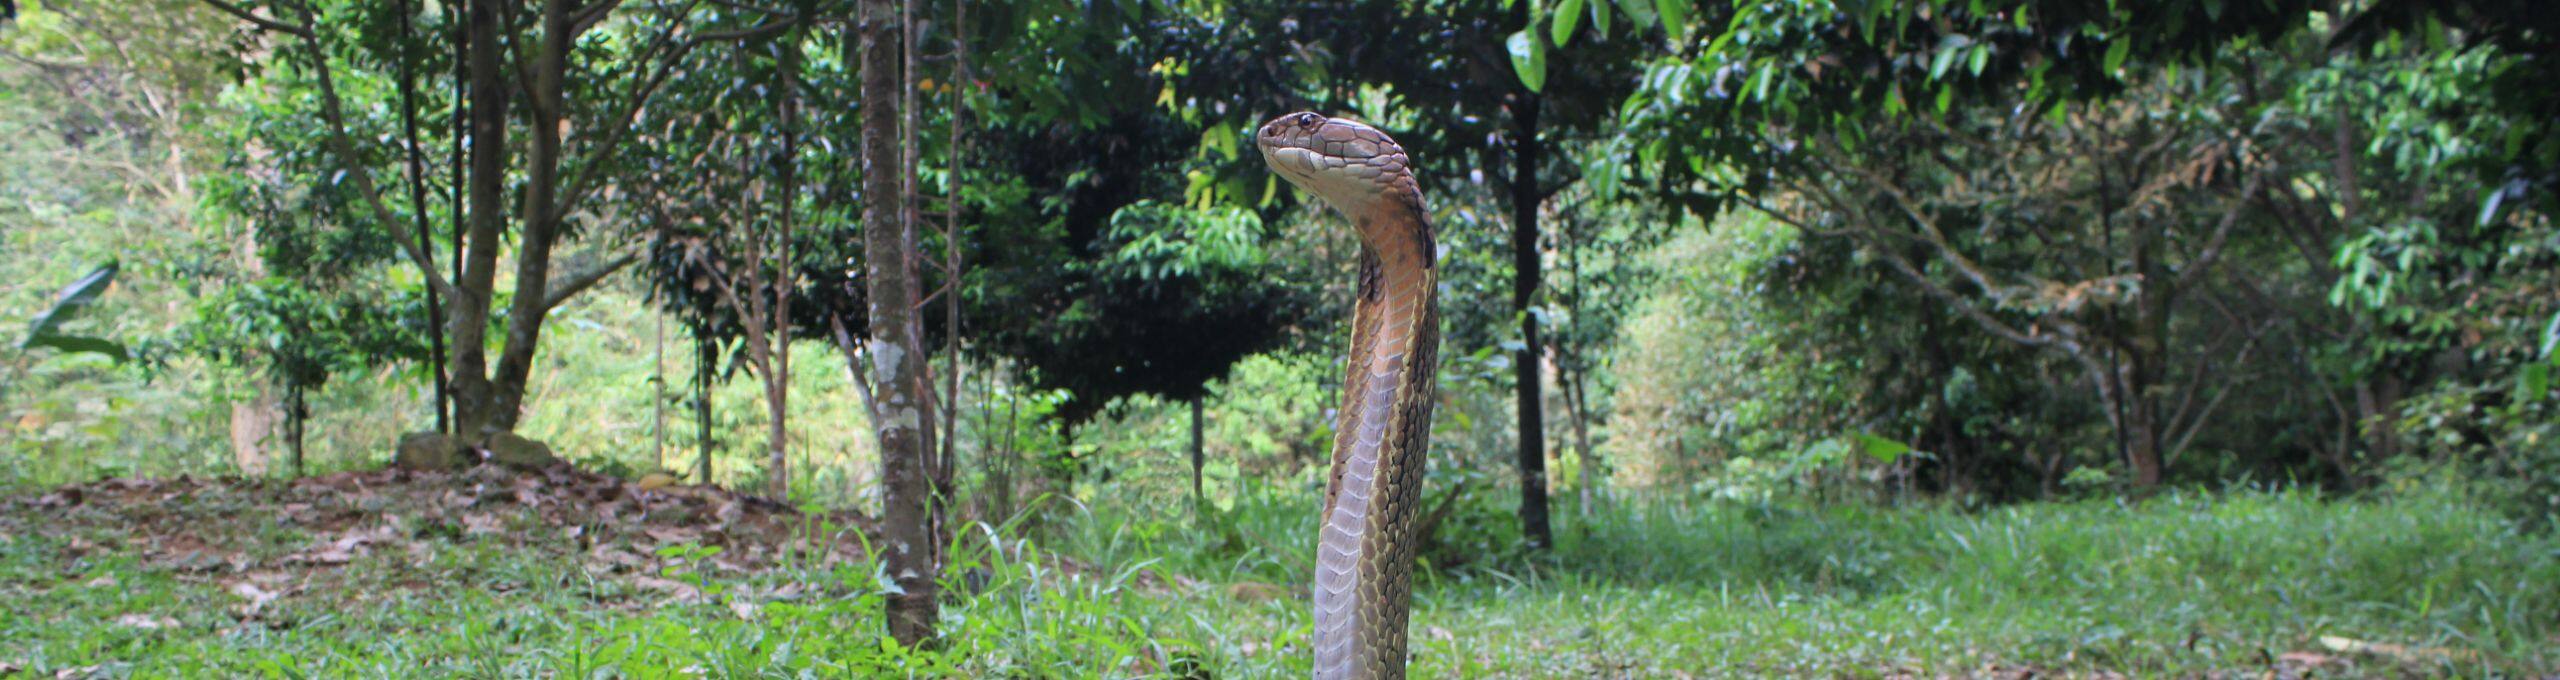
left=552, top=11, right=806, bottom=222
left=569, top=0, right=625, bottom=36
left=2173, top=167, right=2268, bottom=290
left=287, top=2, right=457, bottom=299
left=552, top=3, right=719, bottom=222
left=2257, top=181, right=2343, bottom=283
left=2168, top=320, right=2275, bottom=457
left=1536, top=172, right=1581, bottom=203
left=1831, top=147, right=2043, bottom=303
left=198, top=0, right=311, bottom=37
left=1733, top=193, right=1854, bottom=238
left=541, top=250, right=641, bottom=310
left=684, top=13, right=799, bottom=44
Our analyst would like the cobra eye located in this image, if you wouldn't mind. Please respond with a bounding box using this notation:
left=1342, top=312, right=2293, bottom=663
left=1298, top=113, right=1319, bottom=126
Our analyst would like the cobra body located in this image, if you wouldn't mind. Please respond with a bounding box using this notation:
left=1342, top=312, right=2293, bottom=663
left=1256, top=112, right=1440, bottom=679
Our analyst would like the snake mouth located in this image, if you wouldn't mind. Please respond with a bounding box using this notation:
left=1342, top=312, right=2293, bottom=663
left=1256, top=112, right=1393, bottom=163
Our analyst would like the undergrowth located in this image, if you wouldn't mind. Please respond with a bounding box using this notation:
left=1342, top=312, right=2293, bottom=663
left=3, top=483, right=2553, bottom=677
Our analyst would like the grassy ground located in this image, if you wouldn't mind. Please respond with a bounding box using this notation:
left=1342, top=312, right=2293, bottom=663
left=2, top=471, right=2554, bottom=678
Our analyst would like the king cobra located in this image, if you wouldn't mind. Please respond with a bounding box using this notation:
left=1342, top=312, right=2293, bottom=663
left=1257, top=112, right=1440, bottom=679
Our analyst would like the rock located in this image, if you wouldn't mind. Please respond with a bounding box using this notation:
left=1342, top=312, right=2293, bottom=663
left=485, top=432, right=562, bottom=469
left=393, top=432, right=472, bottom=471
left=635, top=471, right=683, bottom=491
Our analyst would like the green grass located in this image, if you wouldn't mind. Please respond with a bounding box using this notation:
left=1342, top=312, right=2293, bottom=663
left=3, top=484, right=2554, bottom=677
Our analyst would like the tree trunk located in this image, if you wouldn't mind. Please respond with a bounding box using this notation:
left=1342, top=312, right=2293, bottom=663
left=2354, top=378, right=2401, bottom=461
left=990, top=367, right=1019, bottom=523
left=392, top=0, right=446, bottom=435
left=482, top=0, right=575, bottom=434
left=447, top=0, right=511, bottom=437
left=230, top=383, right=277, bottom=475
left=1562, top=363, right=1596, bottom=511
left=285, top=384, right=307, bottom=478
left=767, top=38, right=802, bottom=500
left=2125, top=394, right=2165, bottom=488
left=1507, top=89, right=1553, bottom=550
left=759, top=328, right=788, bottom=498
left=940, top=0, right=971, bottom=523
left=860, top=0, right=940, bottom=645
left=654, top=311, right=666, bottom=472
left=696, top=333, right=716, bottom=484
left=1190, top=395, right=1206, bottom=509
left=2127, top=214, right=2172, bottom=489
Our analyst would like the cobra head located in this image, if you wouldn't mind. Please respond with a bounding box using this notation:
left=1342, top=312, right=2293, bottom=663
left=1255, top=112, right=1416, bottom=220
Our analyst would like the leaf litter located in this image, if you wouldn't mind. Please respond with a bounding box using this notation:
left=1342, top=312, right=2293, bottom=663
left=3, top=464, right=882, bottom=616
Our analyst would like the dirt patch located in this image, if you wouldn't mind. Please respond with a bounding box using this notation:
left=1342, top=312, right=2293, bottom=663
left=3, top=465, right=881, bottom=607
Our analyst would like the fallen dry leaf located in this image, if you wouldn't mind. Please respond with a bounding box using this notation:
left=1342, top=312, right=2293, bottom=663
left=113, top=614, right=177, bottom=630
left=630, top=576, right=704, bottom=602
left=2318, top=635, right=2458, bottom=662
left=462, top=513, right=506, bottom=536
left=7, top=463, right=886, bottom=611
left=231, top=582, right=282, bottom=612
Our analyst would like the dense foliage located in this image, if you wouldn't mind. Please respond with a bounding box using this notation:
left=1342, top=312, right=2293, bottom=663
left=3, top=0, right=2555, bottom=669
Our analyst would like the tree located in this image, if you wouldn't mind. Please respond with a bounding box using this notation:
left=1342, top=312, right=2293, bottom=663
left=1605, top=0, right=2554, bottom=493
left=855, top=0, right=939, bottom=645
left=1248, top=0, right=1652, bottom=546
left=952, top=4, right=1321, bottom=496
left=632, top=27, right=808, bottom=497
left=198, top=0, right=796, bottom=440
left=187, top=280, right=422, bottom=476
left=1539, top=179, right=1668, bottom=503
left=2, top=0, right=258, bottom=467
left=1606, top=0, right=2319, bottom=489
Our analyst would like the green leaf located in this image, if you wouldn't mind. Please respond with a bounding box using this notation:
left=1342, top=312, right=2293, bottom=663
left=2540, top=311, right=2559, bottom=359
left=1613, top=0, right=1658, bottom=29
left=24, top=333, right=127, bottom=363
left=1591, top=0, right=1612, bottom=37
left=1701, top=29, right=1737, bottom=60
left=1855, top=433, right=1915, bottom=462
left=1506, top=30, right=1548, bottom=93
left=1553, top=0, right=1584, bottom=45
left=1928, top=37, right=1965, bottom=79
left=2480, top=181, right=2514, bottom=227
left=1655, top=0, right=1688, bottom=43
left=22, top=260, right=118, bottom=349
left=2103, top=38, right=2131, bottom=76
left=2523, top=362, right=2551, bottom=400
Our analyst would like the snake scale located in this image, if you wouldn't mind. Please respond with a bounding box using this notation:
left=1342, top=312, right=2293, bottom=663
left=1256, top=112, right=1441, bottom=680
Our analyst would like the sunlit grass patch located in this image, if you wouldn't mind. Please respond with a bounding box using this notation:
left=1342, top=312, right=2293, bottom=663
left=2, top=483, right=2553, bottom=677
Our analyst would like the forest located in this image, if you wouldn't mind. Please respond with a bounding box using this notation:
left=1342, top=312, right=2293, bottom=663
left=2, top=0, right=2556, bottom=676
